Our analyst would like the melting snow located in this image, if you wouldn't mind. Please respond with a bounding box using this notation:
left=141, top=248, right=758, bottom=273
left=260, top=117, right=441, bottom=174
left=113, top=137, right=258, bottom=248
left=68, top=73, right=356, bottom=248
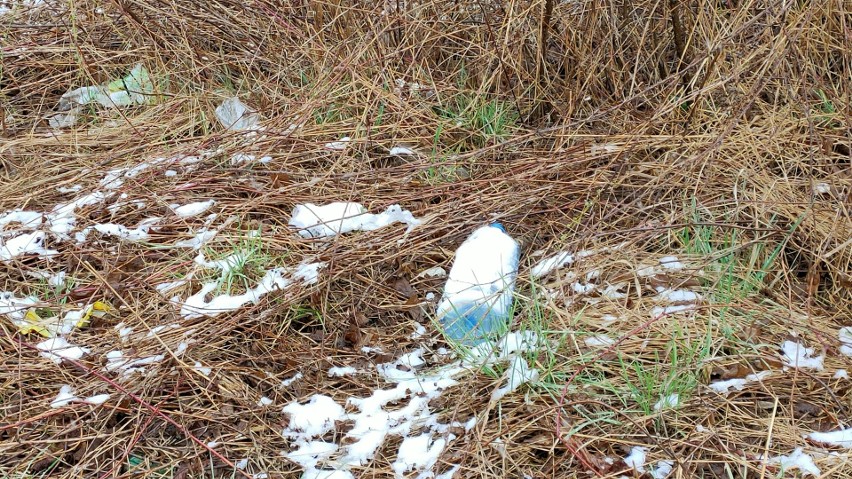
left=584, top=334, right=615, bottom=348
left=765, top=448, right=820, bottom=476
left=179, top=262, right=323, bottom=318
left=490, top=356, right=539, bottom=402
left=328, top=366, right=358, bottom=377
left=324, top=136, right=351, bottom=150
left=289, top=202, right=421, bottom=238
left=809, top=428, right=852, bottom=448
left=653, top=393, right=679, bottom=411
left=624, top=446, right=647, bottom=473
left=651, top=460, right=674, bottom=478
left=839, top=327, right=852, bottom=357
left=282, top=372, right=303, bottom=387
left=781, top=340, right=824, bottom=371
left=658, top=256, right=684, bottom=270
left=709, top=371, right=771, bottom=394
left=50, top=385, right=78, bottom=408
left=1, top=231, right=57, bottom=261
left=530, top=251, right=574, bottom=278
left=173, top=200, right=215, bottom=218
left=389, top=146, right=416, bottom=156
left=0, top=210, right=43, bottom=229
left=105, top=350, right=165, bottom=377
left=37, top=337, right=90, bottom=364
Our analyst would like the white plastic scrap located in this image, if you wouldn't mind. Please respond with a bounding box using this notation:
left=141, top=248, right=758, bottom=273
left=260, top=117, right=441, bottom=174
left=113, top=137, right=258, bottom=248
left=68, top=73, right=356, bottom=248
left=289, top=202, right=422, bottom=238
left=49, top=64, right=154, bottom=128
left=765, top=448, right=820, bottom=476
left=781, top=340, right=824, bottom=371
left=215, top=97, right=262, bottom=131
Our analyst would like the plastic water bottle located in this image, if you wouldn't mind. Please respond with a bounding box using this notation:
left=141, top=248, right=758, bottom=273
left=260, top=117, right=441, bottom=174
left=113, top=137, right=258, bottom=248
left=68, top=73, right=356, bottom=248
left=437, top=223, right=520, bottom=344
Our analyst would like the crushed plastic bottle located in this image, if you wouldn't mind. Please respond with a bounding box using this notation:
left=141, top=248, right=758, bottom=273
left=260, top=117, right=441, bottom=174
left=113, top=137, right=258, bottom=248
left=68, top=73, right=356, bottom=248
left=436, top=223, right=520, bottom=344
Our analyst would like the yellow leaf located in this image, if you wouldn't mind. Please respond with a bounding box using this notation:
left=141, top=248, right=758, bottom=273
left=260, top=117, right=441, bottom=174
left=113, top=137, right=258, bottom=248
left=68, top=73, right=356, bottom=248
left=18, top=309, right=51, bottom=337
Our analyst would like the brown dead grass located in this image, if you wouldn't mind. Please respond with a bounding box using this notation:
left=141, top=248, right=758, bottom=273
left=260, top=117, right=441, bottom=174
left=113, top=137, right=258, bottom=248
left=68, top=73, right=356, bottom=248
left=1, top=0, right=850, bottom=478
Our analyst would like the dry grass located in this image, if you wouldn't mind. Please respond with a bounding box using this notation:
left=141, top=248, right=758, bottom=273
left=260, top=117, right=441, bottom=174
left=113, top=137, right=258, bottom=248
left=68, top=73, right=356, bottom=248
left=1, top=0, right=850, bottom=477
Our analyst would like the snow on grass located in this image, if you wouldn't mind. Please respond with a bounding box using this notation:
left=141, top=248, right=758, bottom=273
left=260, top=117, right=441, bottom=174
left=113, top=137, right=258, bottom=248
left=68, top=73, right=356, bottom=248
left=0, top=210, right=43, bottom=229
left=651, top=304, right=698, bottom=317
left=50, top=385, right=78, bottom=408
left=655, top=287, right=701, bottom=303
left=75, top=220, right=158, bottom=242
left=651, top=460, right=674, bottom=479
left=289, top=202, right=422, bottom=238
left=105, top=350, right=165, bottom=377
left=781, top=340, right=824, bottom=371
left=324, top=136, right=351, bottom=150
left=174, top=228, right=218, bottom=249
left=839, top=327, right=852, bottom=357
left=328, top=366, right=359, bottom=377
left=282, top=395, right=346, bottom=438
left=834, top=369, right=849, bottom=379
left=48, top=386, right=116, bottom=408
left=584, top=334, right=615, bottom=348
left=179, top=261, right=324, bottom=318
left=623, top=446, right=647, bottom=473
left=809, top=428, right=852, bottom=448
left=193, top=361, right=212, bottom=376
left=392, top=433, right=446, bottom=477
left=490, top=356, right=539, bottom=402
left=653, top=393, right=679, bottom=411
left=172, top=200, right=215, bottom=218
left=530, top=251, right=574, bottom=278
left=1, top=231, right=57, bottom=261
left=389, top=146, right=416, bottom=156
left=230, top=153, right=272, bottom=165
left=764, top=448, right=820, bottom=476
left=417, top=266, right=447, bottom=278
left=658, top=255, right=684, bottom=270
left=83, top=393, right=111, bottom=405
left=281, top=372, right=303, bottom=387
left=281, top=332, right=540, bottom=478
left=709, top=371, right=771, bottom=395
left=37, top=337, right=90, bottom=364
